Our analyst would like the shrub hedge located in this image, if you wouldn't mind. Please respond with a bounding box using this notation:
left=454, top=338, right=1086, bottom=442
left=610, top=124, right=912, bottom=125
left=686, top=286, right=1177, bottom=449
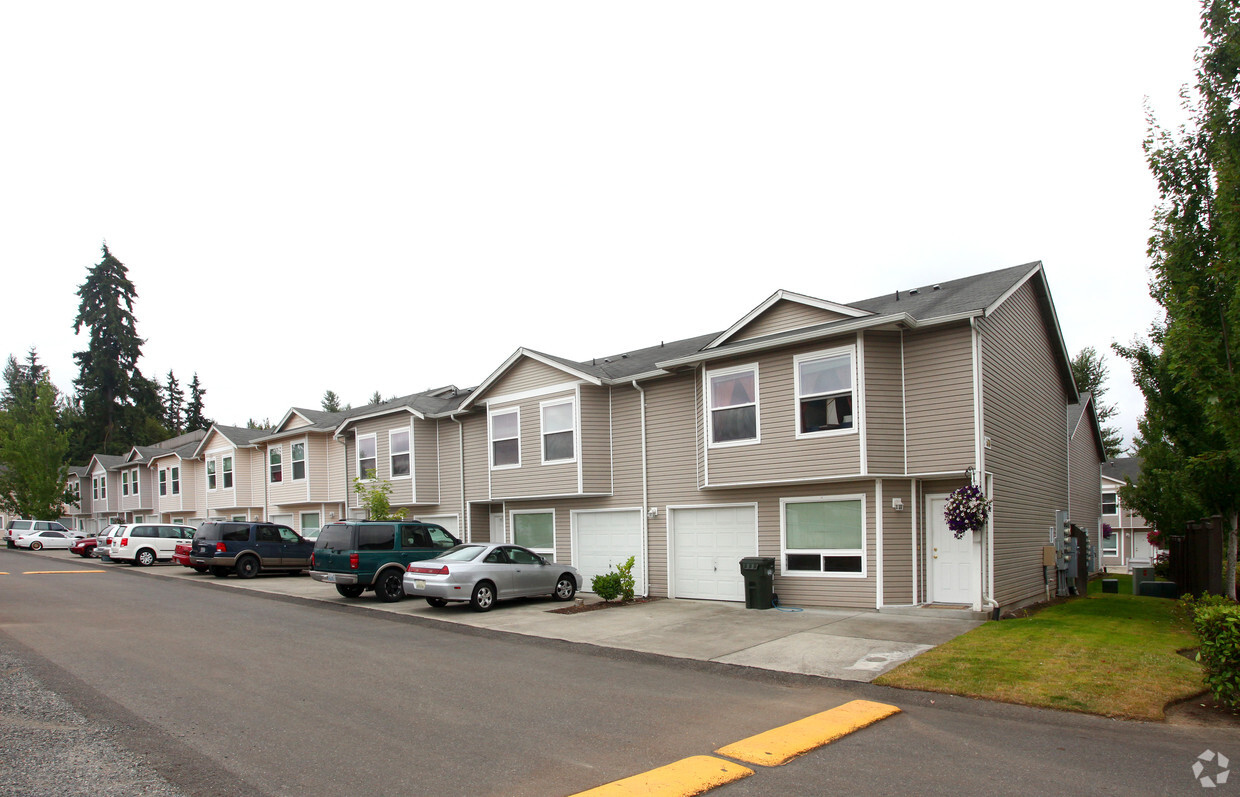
left=1193, top=602, right=1240, bottom=707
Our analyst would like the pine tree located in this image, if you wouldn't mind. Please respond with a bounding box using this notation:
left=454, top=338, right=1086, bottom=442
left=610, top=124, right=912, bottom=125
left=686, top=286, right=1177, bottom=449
left=1069, top=347, right=1123, bottom=458
left=322, top=390, right=343, bottom=413
left=164, top=370, right=184, bottom=434
left=184, top=372, right=210, bottom=431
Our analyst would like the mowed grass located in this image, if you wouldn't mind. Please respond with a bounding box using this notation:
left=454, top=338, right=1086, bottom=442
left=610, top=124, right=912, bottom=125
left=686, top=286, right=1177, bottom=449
left=874, top=576, right=1204, bottom=720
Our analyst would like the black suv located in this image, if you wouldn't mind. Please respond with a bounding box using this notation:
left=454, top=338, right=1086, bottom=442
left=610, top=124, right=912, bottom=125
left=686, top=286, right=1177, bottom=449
left=189, top=521, right=313, bottom=578
left=310, top=521, right=460, bottom=601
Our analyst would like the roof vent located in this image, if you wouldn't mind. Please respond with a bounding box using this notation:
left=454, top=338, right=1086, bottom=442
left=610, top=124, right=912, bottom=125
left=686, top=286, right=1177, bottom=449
left=909, top=288, right=919, bottom=295
left=932, top=284, right=941, bottom=291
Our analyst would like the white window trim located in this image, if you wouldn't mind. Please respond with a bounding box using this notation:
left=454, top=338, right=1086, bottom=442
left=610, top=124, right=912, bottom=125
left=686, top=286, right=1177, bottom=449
left=122, top=471, right=129, bottom=497
left=540, top=396, right=577, bottom=465
left=794, top=345, right=858, bottom=440
left=222, top=456, right=234, bottom=490
left=269, top=445, right=283, bottom=484
left=291, top=439, right=307, bottom=482
left=131, top=468, right=140, bottom=497
left=1102, top=491, right=1118, bottom=516
left=779, top=494, right=868, bottom=579
left=489, top=407, right=521, bottom=470
left=159, top=469, right=167, bottom=496
left=389, top=427, right=412, bottom=481
left=100, top=476, right=107, bottom=499
left=171, top=466, right=180, bottom=496
left=206, top=459, right=217, bottom=491
left=1101, top=530, right=1119, bottom=556
left=300, top=511, right=321, bottom=534
left=510, top=508, right=555, bottom=557
left=92, top=477, right=99, bottom=500
left=705, top=362, right=761, bottom=449
left=357, top=433, right=378, bottom=481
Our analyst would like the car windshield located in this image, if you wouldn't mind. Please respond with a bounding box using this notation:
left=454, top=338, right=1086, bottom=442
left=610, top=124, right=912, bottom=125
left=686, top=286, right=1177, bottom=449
left=314, top=524, right=354, bottom=551
left=435, top=545, right=487, bottom=562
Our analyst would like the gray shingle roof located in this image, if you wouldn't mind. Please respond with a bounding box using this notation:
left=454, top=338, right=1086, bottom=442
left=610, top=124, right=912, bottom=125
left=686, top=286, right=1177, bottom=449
left=850, top=262, right=1039, bottom=319
left=1102, top=456, right=1143, bottom=483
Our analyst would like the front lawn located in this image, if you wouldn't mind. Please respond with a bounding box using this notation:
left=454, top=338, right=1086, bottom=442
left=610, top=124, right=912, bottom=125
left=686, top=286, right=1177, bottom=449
left=874, top=581, right=1203, bottom=720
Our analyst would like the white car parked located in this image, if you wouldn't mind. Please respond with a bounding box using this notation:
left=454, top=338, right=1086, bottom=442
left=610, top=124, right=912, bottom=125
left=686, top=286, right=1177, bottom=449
left=12, top=530, right=75, bottom=550
left=5, top=519, right=72, bottom=546
left=108, top=524, right=196, bottom=566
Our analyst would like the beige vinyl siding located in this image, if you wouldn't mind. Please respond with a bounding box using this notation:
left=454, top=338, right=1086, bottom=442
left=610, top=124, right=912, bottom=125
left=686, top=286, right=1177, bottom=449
left=284, top=414, right=312, bottom=430
left=641, top=372, right=701, bottom=595
left=435, top=418, right=463, bottom=520
left=462, top=413, right=489, bottom=503
left=242, top=448, right=261, bottom=508
left=350, top=415, right=414, bottom=505
left=1068, top=417, right=1102, bottom=537
left=488, top=358, right=577, bottom=397
left=266, top=439, right=309, bottom=506
left=580, top=385, right=612, bottom=495
left=731, top=300, right=855, bottom=342
left=489, top=391, right=580, bottom=499
left=414, top=417, right=439, bottom=504
left=305, top=436, right=332, bottom=500
left=179, top=459, right=202, bottom=515
left=903, top=323, right=975, bottom=473
left=704, top=340, right=861, bottom=486
left=982, top=280, right=1070, bottom=608
left=882, top=479, right=915, bottom=605
left=204, top=444, right=235, bottom=512
left=864, top=332, right=905, bottom=474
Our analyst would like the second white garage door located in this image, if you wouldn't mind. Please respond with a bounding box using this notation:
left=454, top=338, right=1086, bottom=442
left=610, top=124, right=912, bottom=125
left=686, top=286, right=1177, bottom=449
left=670, top=505, right=757, bottom=601
left=574, top=510, right=645, bottom=596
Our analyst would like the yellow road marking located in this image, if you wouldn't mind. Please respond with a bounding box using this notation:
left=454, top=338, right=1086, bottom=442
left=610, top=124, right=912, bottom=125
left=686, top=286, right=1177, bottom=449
left=572, top=756, right=752, bottom=797
left=20, top=570, right=107, bottom=575
left=715, top=699, right=901, bottom=766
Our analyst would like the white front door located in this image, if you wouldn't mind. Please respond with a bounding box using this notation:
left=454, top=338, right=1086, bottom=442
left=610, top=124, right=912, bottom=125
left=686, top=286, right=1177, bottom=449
left=670, top=505, right=757, bottom=601
left=490, top=513, right=504, bottom=544
left=928, top=494, right=976, bottom=605
left=574, top=510, right=645, bottom=595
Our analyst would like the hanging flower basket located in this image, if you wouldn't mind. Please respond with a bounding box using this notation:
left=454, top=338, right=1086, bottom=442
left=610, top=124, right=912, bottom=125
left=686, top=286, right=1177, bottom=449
left=1102, top=522, right=1113, bottom=539
left=943, top=484, right=992, bottom=540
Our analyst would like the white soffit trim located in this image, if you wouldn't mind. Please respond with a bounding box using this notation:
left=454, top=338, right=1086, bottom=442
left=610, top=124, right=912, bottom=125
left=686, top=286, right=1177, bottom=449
left=331, top=406, right=422, bottom=438
left=705, top=289, right=873, bottom=350
left=457, top=348, right=602, bottom=412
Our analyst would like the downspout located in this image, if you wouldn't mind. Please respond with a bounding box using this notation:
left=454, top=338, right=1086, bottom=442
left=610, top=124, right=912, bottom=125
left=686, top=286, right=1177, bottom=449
left=632, top=380, right=650, bottom=597
left=973, top=316, right=999, bottom=618
left=452, top=414, right=466, bottom=542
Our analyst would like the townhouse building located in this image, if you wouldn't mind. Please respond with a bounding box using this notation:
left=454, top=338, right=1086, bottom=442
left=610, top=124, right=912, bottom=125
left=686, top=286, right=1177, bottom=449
left=148, top=442, right=205, bottom=525
left=194, top=425, right=268, bottom=522
left=253, top=407, right=360, bottom=538
left=1099, top=457, right=1158, bottom=569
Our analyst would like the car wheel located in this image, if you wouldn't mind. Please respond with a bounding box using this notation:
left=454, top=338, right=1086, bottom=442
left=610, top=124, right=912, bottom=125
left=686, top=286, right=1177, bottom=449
left=78, top=551, right=92, bottom=558
left=235, top=556, right=260, bottom=579
left=191, top=565, right=209, bottom=573
left=554, top=575, right=577, bottom=601
left=136, top=549, right=156, bottom=567
left=210, top=566, right=231, bottom=578
left=374, top=570, right=405, bottom=602
left=335, top=584, right=365, bottom=599
left=470, top=581, right=496, bottom=612
left=29, top=541, right=42, bottom=551
left=426, top=597, right=448, bottom=608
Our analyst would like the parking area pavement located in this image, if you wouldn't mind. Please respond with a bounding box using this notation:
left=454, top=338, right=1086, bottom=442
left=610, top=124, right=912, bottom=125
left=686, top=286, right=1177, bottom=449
left=17, top=550, right=985, bottom=682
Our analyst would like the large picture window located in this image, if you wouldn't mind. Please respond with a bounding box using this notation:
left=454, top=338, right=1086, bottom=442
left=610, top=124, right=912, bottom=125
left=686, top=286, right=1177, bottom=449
left=708, top=364, right=759, bottom=445
left=390, top=430, right=410, bottom=478
left=796, top=348, right=854, bottom=436
left=512, top=510, right=555, bottom=560
left=491, top=408, right=520, bottom=468
left=358, top=434, right=377, bottom=479
left=782, top=496, right=865, bottom=576
left=270, top=447, right=283, bottom=483
left=292, top=442, right=306, bottom=480
left=541, top=399, right=575, bottom=463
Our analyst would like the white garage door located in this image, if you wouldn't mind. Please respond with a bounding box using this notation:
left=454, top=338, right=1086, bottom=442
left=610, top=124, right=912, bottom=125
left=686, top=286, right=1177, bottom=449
left=419, top=515, right=460, bottom=539
left=670, top=505, right=757, bottom=601
left=271, top=514, right=294, bottom=527
left=574, top=510, right=644, bottom=596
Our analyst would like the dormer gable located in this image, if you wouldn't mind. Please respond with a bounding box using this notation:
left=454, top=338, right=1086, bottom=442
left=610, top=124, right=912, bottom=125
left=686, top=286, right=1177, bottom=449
left=707, top=290, right=872, bottom=349
left=458, top=348, right=602, bottom=411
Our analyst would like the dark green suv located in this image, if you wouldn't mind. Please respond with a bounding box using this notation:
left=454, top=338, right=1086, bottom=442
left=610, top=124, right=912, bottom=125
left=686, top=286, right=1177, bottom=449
left=309, top=521, right=460, bottom=602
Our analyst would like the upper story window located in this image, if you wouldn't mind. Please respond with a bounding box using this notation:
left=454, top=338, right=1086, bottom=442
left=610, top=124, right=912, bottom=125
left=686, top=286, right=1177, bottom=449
left=223, top=456, right=234, bottom=489
left=131, top=467, right=140, bottom=496
left=541, top=399, right=575, bottom=463
left=92, top=477, right=99, bottom=500
left=292, top=442, right=306, bottom=480
left=100, top=476, right=107, bottom=499
left=390, top=430, right=410, bottom=478
left=1102, top=492, right=1118, bottom=515
left=358, top=434, right=377, bottom=480
left=171, top=466, right=180, bottom=495
left=159, top=470, right=167, bottom=496
left=708, top=364, right=759, bottom=446
left=121, top=471, right=129, bottom=496
left=796, top=348, right=854, bottom=437
left=207, top=460, right=216, bottom=490
left=491, top=408, right=520, bottom=468
left=270, top=447, right=283, bottom=483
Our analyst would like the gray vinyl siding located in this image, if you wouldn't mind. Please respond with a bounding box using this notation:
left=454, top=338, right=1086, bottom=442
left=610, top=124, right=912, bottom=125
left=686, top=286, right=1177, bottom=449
left=1068, top=418, right=1102, bottom=536
left=415, top=417, right=439, bottom=504
left=489, top=390, right=579, bottom=499
left=347, top=415, right=414, bottom=505
left=863, top=331, right=905, bottom=474
left=580, top=385, right=612, bottom=495
left=882, top=478, right=915, bottom=605
left=642, top=372, right=701, bottom=595
left=461, top=413, right=489, bottom=504
left=903, top=323, right=975, bottom=473
left=981, top=281, right=1070, bottom=608
left=326, top=435, right=347, bottom=503
left=488, top=358, right=576, bottom=397
left=434, top=418, right=463, bottom=519
left=731, top=300, right=854, bottom=342
left=703, top=340, right=861, bottom=486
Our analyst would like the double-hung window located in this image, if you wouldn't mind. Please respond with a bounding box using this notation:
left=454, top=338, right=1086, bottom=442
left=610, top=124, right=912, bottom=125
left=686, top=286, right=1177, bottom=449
left=93, top=478, right=99, bottom=500
left=390, top=430, right=410, bottom=478
left=222, top=456, right=233, bottom=489
left=795, top=347, right=854, bottom=436
left=512, top=510, right=555, bottom=561
left=541, top=399, right=575, bottom=463
left=122, top=471, right=129, bottom=496
left=782, top=496, right=866, bottom=576
left=357, top=435, right=377, bottom=480
left=1102, top=492, right=1117, bottom=515
left=270, top=447, right=283, bottom=483
left=159, top=470, right=167, bottom=496
left=490, top=408, right=520, bottom=468
left=708, top=365, right=759, bottom=445
left=292, top=442, right=306, bottom=480
left=1102, top=529, right=1119, bottom=556
left=207, top=460, right=216, bottom=490
left=131, top=468, right=139, bottom=497
left=171, top=466, right=180, bottom=495
left=100, top=477, right=106, bottom=499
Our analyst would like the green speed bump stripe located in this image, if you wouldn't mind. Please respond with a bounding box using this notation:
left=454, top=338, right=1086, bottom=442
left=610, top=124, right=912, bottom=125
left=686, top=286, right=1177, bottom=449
left=715, top=699, right=901, bottom=766
left=572, top=755, right=753, bottom=796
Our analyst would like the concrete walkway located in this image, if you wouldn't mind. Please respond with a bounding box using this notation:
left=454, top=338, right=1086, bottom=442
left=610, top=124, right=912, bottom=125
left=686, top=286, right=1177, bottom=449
left=29, top=550, right=986, bottom=682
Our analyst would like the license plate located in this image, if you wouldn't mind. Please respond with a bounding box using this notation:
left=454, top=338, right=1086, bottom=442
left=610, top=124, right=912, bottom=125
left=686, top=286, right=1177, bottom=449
left=322, top=573, right=337, bottom=583
left=413, top=580, right=426, bottom=590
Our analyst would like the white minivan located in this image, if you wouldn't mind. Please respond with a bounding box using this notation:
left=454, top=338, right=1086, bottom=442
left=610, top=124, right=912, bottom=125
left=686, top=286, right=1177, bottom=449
left=108, top=524, right=196, bottom=566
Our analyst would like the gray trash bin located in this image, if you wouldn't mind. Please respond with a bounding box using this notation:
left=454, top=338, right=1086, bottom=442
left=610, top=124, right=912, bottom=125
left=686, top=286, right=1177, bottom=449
left=739, top=557, right=776, bottom=610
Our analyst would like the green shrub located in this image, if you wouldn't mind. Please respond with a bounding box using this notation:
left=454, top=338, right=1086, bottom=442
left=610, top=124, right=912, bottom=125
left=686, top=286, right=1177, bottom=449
left=616, top=556, right=636, bottom=602
left=1176, top=592, right=1234, bottom=627
left=1193, top=603, right=1240, bottom=708
left=591, top=572, right=622, bottom=601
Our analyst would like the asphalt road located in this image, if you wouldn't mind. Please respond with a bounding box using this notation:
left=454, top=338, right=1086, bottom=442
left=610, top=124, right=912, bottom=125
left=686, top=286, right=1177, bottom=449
left=2, top=547, right=1238, bottom=796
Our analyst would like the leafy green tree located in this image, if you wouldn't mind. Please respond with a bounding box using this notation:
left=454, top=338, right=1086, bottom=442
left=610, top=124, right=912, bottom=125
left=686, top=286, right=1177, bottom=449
left=0, top=359, right=71, bottom=520
left=322, top=390, right=344, bottom=413
left=1070, top=346, right=1124, bottom=458
left=184, top=372, right=210, bottom=431
left=352, top=472, right=406, bottom=521
left=164, top=370, right=184, bottom=434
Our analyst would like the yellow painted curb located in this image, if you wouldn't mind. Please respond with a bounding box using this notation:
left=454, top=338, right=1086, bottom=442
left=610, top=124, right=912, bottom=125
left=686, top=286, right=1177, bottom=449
left=572, top=755, right=753, bottom=796
left=21, top=570, right=107, bottom=575
left=715, top=700, right=901, bottom=766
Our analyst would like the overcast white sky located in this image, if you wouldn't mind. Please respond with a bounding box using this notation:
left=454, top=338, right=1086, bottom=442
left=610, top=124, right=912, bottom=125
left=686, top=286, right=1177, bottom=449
left=0, top=1, right=1205, bottom=450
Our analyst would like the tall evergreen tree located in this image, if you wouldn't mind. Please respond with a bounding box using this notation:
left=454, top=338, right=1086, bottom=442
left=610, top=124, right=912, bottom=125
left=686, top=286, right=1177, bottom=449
left=322, top=390, right=343, bottom=413
left=164, top=369, right=184, bottom=434
left=1, top=349, right=48, bottom=412
left=1069, top=347, right=1124, bottom=458
left=184, top=372, right=210, bottom=431
left=0, top=353, right=71, bottom=520
left=71, top=244, right=155, bottom=454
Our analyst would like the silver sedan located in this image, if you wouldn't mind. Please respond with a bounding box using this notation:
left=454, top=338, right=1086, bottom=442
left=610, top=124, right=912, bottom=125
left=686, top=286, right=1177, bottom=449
left=404, top=543, right=579, bottom=612
left=13, top=530, right=75, bottom=550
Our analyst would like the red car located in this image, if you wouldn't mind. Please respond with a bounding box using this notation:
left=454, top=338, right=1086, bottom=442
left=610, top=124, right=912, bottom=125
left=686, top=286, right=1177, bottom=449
left=70, top=536, right=101, bottom=558
left=173, top=541, right=209, bottom=573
